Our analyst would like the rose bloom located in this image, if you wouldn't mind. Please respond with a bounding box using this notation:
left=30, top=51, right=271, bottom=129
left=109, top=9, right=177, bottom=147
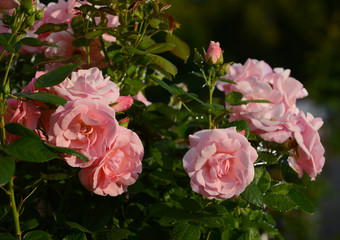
left=22, top=0, right=78, bottom=54
left=4, top=98, right=41, bottom=144
left=133, top=91, right=151, bottom=106
left=112, top=96, right=133, bottom=112
left=48, top=99, right=119, bottom=168
left=79, top=126, right=144, bottom=196
left=183, top=127, right=258, bottom=200
left=217, top=58, right=308, bottom=144
left=50, top=67, right=120, bottom=105
left=287, top=111, right=325, bottom=180
left=205, top=41, right=222, bottom=64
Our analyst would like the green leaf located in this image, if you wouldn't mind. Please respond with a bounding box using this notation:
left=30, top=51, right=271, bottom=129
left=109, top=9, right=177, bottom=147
left=94, top=229, right=131, bottom=240
left=289, top=188, right=315, bottom=214
left=149, top=76, right=177, bottom=95
left=221, top=230, right=229, bottom=240
left=5, top=138, right=59, bottom=162
left=23, top=230, right=52, bottom=240
left=63, top=232, right=87, bottom=240
left=193, top=48, right=204, bottom=67
left=179, top=198, right=202, bottom=212
left=18, top=38, right=59, bottom=48
left=0, top=204, right=10, bottom=220
left=35, top=23, right=68, bottom=34
left=241, top=180, right=264, bottom=208
left=171, top=223, right=201, bottom=240
left=12, top=92, right=67, bottom=106
left=226, top=120, right=249, bottom=137
left=204, top=204, right=228, bottom=216
left=0, top=33, right=16, bottom=52
left=269, top=182, right=292, bottom=195
left=84, top=30, right=106, bottom=39
left=34, top=62, right=82, bottom=88
left=146, top=43, right=175, bottom=54
left=5, top=123, right=40, bottom=140
left=65, top=221, right=92, bottom=234
left=263, top=192, right=297, bottom=211
left=166, top=33, right=190, bottom=62
left=218, top=78, right=236, bottom=84
left=125, top=46, right=147, bottom=55
left=45, top=144, right=89, bottom=162
left=257, top=152, right=279, bottom=165
left=259, top=221, right=282, bottom=239
left=197, top=215, right=225, bottom=228
left=225, top=91, right=243, bottom=105
left=150, top=54, right=178, bottom=76
left=239, top=228, right=261, bottom=240
left=0, top=33, right=11, bottom=46
left=0, top=155, right=15, bottom=186
left=0, top=233, right=17, bottom=240
left=21, top=218, right=39, bottom=231
left=253, top=167, right=271, bottom=193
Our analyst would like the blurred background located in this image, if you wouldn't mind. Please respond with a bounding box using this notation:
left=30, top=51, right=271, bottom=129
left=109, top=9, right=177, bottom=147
left=165, top=0, right=340, bottom=239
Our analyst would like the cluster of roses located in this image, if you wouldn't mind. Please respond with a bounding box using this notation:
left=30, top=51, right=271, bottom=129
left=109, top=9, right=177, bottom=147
left=182, top=42, right=325, bottom=200
left=1, top=0, right=151, bottom=197
left=1, top=0, right=117, bottom=70
left=5, top=67, right=148, bottom=196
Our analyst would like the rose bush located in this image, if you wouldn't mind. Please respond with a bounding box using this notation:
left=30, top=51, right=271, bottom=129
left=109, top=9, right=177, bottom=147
left=0, top=1, right=327, bottom=240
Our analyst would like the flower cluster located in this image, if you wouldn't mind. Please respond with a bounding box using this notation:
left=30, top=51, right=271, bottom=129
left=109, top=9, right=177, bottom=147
left=216, top=58, right=325, bottom=180
left=182, top=42, right=325, bottom=200
left=5, top=67, right=145, bottom=196
left=0, top=0, right=119, bottom=69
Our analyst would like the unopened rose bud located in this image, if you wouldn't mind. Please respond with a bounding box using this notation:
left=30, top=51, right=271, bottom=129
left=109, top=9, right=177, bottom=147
left=21, top=0, right=33, bottom=14
left=205, top=41, right=223, bottom=65
left=35, top=9, right=44, bottom=20
left=217, top=63, right=231, bottom=76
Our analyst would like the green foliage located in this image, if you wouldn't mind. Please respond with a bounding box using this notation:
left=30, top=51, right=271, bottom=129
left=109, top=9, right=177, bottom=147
left=34, top=62, right=83, bottom=88
left=0, top=155, right=15, bottom=186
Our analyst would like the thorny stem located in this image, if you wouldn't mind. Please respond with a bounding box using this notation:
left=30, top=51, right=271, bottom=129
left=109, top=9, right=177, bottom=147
left=207, top=67, right=214, bottom=129
left=1, top=52, right=15, bottom=146
left=9, top=178, right=21, bottom=240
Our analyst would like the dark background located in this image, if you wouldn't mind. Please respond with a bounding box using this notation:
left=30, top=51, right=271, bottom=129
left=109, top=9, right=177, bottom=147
left=167, top=0, right=340, bottom=239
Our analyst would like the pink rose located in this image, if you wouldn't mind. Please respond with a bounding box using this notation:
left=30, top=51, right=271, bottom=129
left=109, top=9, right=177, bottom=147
left=205, top=41, right=222, bottom=64
left=133, top=91, right=151, bottom=106
left=217, top=59, right=308, bottom=143
left=48, top=99, right=119, bottom=168
left=287, top=111, right=325, bottom=180
left=183, top=127, right=258, bottom=200
left=22, top=0, right=79, bottom=54
left=112, top=96, right=133, bottom=112
left=42, top=0, right=80, bottom=25
left=5, top=99, right=41, bottom=144
left=79, top=126, right=144, bottom=196
left=50, top=67, right=120, bottom=105
left=0, top=0, right=19, bottom=10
